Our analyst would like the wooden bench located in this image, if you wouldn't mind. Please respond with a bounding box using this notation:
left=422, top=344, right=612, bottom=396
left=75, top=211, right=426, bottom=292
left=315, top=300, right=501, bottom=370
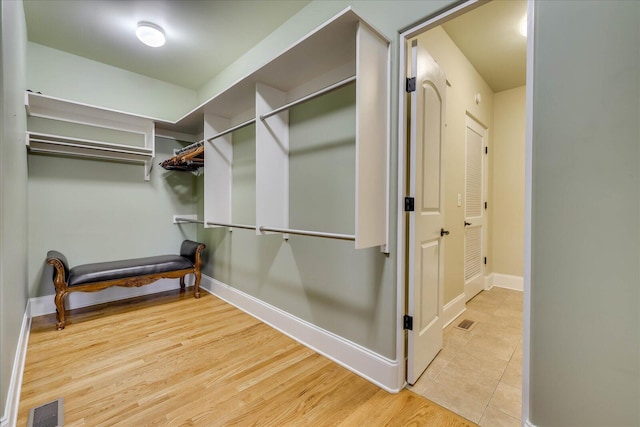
left=46, top=240, right=205, bottom=330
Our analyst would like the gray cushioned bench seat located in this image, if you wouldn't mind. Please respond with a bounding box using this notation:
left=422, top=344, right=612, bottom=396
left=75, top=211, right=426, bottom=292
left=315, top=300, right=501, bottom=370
left=46, top=240, right=206, bottom=330
left=68, top=255, right=194, bottom=286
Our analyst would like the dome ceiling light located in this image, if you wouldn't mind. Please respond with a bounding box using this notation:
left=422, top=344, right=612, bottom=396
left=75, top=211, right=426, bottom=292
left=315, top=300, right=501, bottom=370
left=136, top=22, right=166, bottom=47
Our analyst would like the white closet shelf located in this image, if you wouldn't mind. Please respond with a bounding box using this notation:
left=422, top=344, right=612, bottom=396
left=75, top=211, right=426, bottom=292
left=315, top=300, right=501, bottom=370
left=167, top=8, right=377, bottom=133
left=26, top=132, right=152, bottom=162
left=25, top=91, right=158, bottom=131
left=203, top=7, right=390, bottom=250
left=25, top=92, right=156, bottom=180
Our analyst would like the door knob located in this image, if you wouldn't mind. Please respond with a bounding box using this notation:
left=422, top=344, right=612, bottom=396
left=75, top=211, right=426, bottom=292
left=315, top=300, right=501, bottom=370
left=464, top=221, right=471, bottom=227
left=441, top=228, right=450, bottom=236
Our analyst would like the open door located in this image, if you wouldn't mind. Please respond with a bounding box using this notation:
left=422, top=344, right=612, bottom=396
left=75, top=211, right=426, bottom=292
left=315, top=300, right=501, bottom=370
left=406, top=39, right=447, bottom=385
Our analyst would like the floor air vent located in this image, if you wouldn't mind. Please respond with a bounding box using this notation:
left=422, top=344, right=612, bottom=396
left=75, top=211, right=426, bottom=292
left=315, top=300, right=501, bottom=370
left=27, top=397, right=63, bottom=427
left=455, top=319, right=477, bottom=331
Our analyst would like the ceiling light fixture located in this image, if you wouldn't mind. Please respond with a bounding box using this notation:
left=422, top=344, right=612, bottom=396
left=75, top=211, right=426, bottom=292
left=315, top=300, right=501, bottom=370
left=519, top=16, right=528, bottom=37
left=136, top=22, right=166, bottom=47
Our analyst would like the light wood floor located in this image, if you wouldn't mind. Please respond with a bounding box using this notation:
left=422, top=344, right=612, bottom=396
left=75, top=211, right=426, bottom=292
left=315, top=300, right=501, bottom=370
left=18, top=289, right=476, bottom=426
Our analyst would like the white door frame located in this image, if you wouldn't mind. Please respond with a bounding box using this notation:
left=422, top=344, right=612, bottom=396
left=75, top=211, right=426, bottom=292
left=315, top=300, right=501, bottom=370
left=395, top=0, right=535, bottom=424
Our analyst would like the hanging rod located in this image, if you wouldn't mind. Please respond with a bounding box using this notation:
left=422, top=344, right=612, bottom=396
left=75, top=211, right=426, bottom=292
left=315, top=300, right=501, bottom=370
left=27, top=132, right=152, bottom=155
left=175, top=139, right=204, bottom=156
left=258, top=226, right=356, bottom=241
left=174, top=217, right=205, bottom=224
left=184, top=219, right=353, bottom=241
left=206, top=118, right=256, bottom=142
left=206, top=221, right=257, bottom=231
left=260, top=75, right=357, bottom=120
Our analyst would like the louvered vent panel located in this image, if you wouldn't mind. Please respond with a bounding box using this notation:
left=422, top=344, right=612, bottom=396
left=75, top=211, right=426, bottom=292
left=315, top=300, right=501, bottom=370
left=466, top=128, right=483, bottom=218
left=465, top=226, right=482, bottom=281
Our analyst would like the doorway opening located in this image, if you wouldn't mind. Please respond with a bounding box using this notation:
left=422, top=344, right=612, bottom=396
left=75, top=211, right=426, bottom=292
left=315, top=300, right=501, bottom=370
left=398, top=0, right=532, bottom=425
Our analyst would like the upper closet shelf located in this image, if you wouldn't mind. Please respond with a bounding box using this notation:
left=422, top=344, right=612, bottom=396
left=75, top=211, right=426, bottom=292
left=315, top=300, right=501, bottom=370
left=25, top=91, right=156, bottom=180
left=160, top=7, right=387, bottom=134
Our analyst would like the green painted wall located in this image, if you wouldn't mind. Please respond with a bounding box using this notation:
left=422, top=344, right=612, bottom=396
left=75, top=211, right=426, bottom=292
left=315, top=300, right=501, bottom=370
left=24, top=38, right=203, bottom=299
left=27, top=42, right=197, bottom=122
left=197, top=85, right=395, bottom=357
left=0, top=0, right=28, bottom=418
left=27, top=136, right=198, bottom=298
left=530, top=1, right=639, bottom=425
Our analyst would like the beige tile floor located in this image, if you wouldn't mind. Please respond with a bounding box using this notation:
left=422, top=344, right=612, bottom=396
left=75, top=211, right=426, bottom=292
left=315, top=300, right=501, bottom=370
left=409, top=287, right=523, bottom=426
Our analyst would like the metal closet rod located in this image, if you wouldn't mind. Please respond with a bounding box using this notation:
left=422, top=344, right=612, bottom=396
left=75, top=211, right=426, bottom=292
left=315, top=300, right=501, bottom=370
left=202, top=221, right=355, bottom=241
left=206, top=221, right=257, bottom=230
left=258, top=226, right=356, bottom=241
left=28, top=138, right=151, bottom=157
left=207, top=118, right=256, bottom=142
left=260, top=75, right=357, bottom=120
left=175, top=139, right=204, bottom=156
left=175, top=217, right=205, bottom=225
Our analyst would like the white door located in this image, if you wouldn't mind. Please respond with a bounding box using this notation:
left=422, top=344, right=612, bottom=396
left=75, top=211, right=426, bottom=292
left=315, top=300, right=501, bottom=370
left=407, top=40, right=447, bottom=385
left=464, top=116, right=487, bottom=300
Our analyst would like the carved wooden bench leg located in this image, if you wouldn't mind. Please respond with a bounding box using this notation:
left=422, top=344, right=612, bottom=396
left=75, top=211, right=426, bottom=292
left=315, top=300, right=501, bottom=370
left=54, top=291, right=67, bottom=330
left=179, top=276, right=186, bottom=292
left=194, top=271, right=201, bottom=299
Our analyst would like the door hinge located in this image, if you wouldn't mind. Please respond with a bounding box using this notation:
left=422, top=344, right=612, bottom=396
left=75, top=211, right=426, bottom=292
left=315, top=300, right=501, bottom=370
left=406, top=77, right=416, bottom=93
left=484, top=257, right=487, bottom=265
left=405, top=197, right=415, bottom=212
left=485, top=146, right=488, bottom=154
left=403, top=315, right=413, bottom=330
left=484, top=201, right=488, bottom=210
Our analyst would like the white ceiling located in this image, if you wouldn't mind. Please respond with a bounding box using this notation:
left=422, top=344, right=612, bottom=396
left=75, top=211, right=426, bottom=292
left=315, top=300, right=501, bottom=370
left=23, top=0, right=310, bottom=90
left=442, top=0, right=527, bottom=93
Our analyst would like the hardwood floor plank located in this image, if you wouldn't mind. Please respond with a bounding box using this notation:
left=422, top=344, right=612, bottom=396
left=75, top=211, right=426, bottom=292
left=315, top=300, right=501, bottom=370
left=18, top=288, right=476, bottom=426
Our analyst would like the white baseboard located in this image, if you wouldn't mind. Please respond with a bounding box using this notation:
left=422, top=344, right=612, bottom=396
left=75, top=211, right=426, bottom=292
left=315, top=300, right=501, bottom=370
left=29, top=278, right=187, bottom=317
left=2, top=301, right=32, bottom=427
left=493, top=273, right=524, bottom=291
left=200, top=275, right=403, bottom=393
left=524, top=419, right=537, bottom=427
left=465, top=278, right=484, bottom=302
left=442, top=293, right=466, bottom=328
left=484, top=273, right=495, bottom=290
